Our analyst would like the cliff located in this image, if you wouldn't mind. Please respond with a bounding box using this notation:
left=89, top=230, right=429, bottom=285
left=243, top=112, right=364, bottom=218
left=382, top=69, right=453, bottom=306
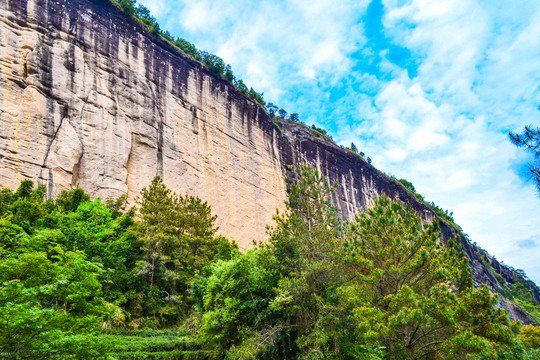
left=0, top=0, right=538, bottom=324
left=1, top=0, right=287, bottom=246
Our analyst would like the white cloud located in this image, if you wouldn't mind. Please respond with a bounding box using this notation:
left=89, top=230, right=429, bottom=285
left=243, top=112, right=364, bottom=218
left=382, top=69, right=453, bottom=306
left=383, top=0, right=489, bottom=107
left=355, top=0, right=540, bottom=282
left=138, top=0, right=169, bottom=18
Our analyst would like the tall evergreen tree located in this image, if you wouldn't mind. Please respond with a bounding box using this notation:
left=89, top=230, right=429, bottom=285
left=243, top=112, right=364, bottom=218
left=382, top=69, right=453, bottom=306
left=342, top=195, right=521, bottom=359
left=265, top=165, right=344, bottom=357
left=135, top=177, right=229, bottom=322
left=135, top=176, right=175, bottom=292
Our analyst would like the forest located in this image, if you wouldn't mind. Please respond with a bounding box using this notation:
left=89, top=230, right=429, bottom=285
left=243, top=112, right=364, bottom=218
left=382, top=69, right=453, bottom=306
left=1, top=166, right=539, bottom=359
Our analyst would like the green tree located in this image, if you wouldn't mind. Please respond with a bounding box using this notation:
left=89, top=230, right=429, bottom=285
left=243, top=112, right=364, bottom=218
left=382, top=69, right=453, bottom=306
left=278, top=108, right=287, bottom=119
left=342, top=195, right=521, bottom=359
left=0, top=186, right=14, bottom=215
left=247, top=88, right=265, bottom=107
left=173, top=38, right=201, bottom=60
left=117, top=0, right=136, bottom=15
left=105, top=193, right=128, bottom=219
left=201, top=52, right=226, bottom=76
left=196, top=166, right=346, bottom=359
left=160, top=193, right=221, bottom=316
left=310, top=124, right=328, bottom=136
left=135, top=177, right=175, bottom=292
left=224, top=64, right=235, bottom=83
left=519, top=324, right=540, bottom=349
left=0, top=221, right=113, bottom=358
left=134, top=177, right=233, bottom=323
left=56, top=188, right=90, bottom=213
left=266, top=103, right=278, bottom=118
left=196, top=248, right=278, bottom=357
left=9, top=180, right=47, bottom=233
left=235, top=79, right=249, bottom=94
left=289, top=113, right=299, bottom=122
left=135, top=4, right=160, bottom=33
left=263, top=165, right=345, bottom=358
left=398, top=178, right=417, bottom=193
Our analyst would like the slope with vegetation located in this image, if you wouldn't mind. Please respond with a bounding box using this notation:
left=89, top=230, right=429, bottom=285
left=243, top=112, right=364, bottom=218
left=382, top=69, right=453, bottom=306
left=1, top=167, right=540, bottom=359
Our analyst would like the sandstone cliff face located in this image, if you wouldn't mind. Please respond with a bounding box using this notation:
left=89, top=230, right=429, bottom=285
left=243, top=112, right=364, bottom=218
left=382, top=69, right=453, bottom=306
left=0, top=0, right=537, bottom=324
left=0, top=0, right=287, bottom=246
left=1, top=0, right=424, bottom=248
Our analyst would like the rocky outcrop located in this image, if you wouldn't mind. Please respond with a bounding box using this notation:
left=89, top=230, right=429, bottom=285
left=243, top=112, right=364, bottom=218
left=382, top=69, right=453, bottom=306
left=0, top=0, right=287, bottom=246
left=0, top=0, right=537, bottom=324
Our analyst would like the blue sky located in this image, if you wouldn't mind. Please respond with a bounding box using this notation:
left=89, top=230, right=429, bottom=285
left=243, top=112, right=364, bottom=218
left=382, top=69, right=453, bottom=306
left=138, top=0, right=540, bottom=283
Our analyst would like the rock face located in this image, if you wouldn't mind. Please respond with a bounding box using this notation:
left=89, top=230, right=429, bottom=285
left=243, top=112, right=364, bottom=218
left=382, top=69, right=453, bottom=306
left=0, top=0, right=537, bottom=324
left=0, top=0, right=287, bottom=246
left=0, top=0, right=439, bottom=247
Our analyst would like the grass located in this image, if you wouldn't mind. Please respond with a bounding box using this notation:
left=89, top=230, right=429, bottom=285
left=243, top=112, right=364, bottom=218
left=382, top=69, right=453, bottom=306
left=100, top=329, right=215, bottom=360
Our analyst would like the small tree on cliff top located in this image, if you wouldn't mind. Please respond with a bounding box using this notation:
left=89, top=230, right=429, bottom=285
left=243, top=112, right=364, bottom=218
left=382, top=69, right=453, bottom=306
left=509, top=124, right=540, bottom=192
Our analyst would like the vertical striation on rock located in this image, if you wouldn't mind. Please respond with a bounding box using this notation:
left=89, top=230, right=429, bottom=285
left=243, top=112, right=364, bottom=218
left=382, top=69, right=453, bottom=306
left=0, top=0, right=288, bottom=246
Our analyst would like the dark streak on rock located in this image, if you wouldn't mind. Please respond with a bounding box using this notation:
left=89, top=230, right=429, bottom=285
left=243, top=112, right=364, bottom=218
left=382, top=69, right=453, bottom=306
left=48, top=168, right=53, bottom=197
left=34, top=0, right=48, bottom=26
left=71, top=142, right=84, bottom=188
left=156, top=116, right=164, bottom=178
left=7, top=0, right=27, bottom=24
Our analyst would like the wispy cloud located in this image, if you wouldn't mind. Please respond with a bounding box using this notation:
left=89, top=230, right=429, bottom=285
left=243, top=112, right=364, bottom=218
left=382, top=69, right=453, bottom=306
left=138, top=0, right=540, bottom=283
left=517, top=236, right=538, bottom=249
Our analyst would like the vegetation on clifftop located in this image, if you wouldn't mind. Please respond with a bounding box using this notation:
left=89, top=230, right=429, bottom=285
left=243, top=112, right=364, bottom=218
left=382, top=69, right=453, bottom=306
left=111, top=0, right=265, bottom=109
left=109, top=0, right=342, bottom=142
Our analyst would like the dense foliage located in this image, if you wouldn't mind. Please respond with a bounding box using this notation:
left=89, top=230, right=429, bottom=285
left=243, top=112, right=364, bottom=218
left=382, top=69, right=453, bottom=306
left=0, top=178, right=236, bottom=358
left=193, top=166, right=528, bottom=359
left=1, top=168, right=539, bottom=359
left=395, top=177, right=461, bottom=230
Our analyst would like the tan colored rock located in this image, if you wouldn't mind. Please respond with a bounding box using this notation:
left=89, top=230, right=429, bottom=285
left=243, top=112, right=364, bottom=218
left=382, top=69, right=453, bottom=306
left=0, top=0, right=477, bottom=247
left=0, top=0, right=288, bottom=247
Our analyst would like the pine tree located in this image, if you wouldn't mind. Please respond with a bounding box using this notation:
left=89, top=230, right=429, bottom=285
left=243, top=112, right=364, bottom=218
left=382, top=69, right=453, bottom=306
left=342, top=195, right=521, bottom=359
left=135, top=177, right=224, bottom=321
left=136, top=177, right=175, bottom=291
left=509, top=124, right=540, bottom=191
left=267, top=165, right=344, bottom=357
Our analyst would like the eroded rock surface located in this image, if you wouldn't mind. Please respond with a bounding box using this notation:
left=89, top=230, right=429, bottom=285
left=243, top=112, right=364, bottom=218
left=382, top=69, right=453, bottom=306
left=0, top=0, right=287, bottom=246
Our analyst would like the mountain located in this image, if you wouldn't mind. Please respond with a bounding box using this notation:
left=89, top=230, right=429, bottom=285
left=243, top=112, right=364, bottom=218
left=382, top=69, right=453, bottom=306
left=0, top=0, right=538, bottom=324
